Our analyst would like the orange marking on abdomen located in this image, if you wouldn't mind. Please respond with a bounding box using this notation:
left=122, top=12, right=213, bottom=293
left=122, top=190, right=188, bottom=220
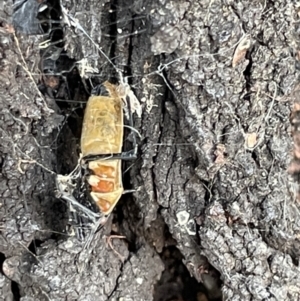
left=91, top=179, right=114, bottom=193
left=97, top=198, right=112, bottom=214
left=92, top=165, right=115, bottom=178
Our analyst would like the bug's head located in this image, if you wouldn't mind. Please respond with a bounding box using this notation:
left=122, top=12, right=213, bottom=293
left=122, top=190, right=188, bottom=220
left=91, top=84, right=110, bottom=97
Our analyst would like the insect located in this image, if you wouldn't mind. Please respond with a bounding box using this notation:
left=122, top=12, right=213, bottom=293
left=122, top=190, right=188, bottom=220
left=56, top=79, right=140, bottom=238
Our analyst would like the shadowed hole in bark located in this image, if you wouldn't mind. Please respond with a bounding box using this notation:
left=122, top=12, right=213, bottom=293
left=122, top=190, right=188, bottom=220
left=28, top=239, right=44, bottom=255
left=11, top=280, right=21, bottom=301
left=243, top=46, right=254, bottom=94
left=0, top=253, right=20, bottom=300
left=153, top=246, right=213, bottom=301
left=0, top=252, right=5, bottom=274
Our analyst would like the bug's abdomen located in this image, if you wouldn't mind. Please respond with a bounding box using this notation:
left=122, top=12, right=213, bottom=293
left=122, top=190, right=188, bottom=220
left=87, top=160, right=123, bottom=215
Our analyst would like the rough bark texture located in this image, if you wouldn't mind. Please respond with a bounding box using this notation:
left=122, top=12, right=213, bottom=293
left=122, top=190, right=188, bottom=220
left=1, top=0, right=300, bottom=300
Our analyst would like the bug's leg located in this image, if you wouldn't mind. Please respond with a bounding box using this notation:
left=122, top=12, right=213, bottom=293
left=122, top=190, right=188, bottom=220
left=122, top=189, right=136, bottom=195
left=114, top=148, right=137, bottom=161
left=83, top=149, right=137, bottom=162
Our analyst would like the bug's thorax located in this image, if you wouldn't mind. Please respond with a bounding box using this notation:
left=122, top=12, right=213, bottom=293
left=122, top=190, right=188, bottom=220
left=81, top=91, right=124, bottom=157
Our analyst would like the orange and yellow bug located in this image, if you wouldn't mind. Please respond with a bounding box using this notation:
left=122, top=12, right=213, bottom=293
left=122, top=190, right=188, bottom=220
left=81, top=81, right=127, bottom=215
left=56, top=80, right=139, bottom=234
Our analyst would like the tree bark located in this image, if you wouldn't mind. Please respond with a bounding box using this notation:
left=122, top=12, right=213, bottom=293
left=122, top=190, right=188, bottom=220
left=1, top=0, right=299, bottom=300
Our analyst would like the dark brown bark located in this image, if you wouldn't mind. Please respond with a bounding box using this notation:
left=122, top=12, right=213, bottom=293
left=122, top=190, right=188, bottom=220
left=1, top=0, right=299, bottom=300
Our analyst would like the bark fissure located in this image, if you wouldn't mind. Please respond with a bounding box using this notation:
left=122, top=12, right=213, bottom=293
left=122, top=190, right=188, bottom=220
left=2, top=0, right=300, bottom=300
